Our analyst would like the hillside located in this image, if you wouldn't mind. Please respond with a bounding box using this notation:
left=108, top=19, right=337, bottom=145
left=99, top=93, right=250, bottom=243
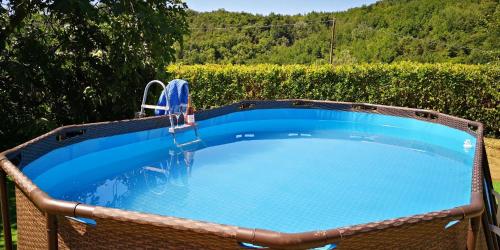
left=178, top=0, right=499, bottom=65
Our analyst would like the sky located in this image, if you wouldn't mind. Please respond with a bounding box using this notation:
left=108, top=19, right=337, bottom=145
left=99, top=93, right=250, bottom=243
left=184, top=0, right=379, bottom=15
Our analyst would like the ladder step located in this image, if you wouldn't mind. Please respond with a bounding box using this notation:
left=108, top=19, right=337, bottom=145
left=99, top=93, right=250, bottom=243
left=143, top=166, right=166, bottom=174
left=176, top=139, right=202, bottom=148
left=169, top=124, right=197, bottom=133
left=141, top=104, right=170, bottom=111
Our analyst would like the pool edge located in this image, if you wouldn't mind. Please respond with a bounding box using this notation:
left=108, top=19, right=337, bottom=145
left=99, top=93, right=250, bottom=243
left=0, top=99, right=495, bottom=249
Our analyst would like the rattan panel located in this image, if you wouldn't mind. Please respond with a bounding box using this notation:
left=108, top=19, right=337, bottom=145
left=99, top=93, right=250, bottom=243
left=16, top=188, right=48, bottom=250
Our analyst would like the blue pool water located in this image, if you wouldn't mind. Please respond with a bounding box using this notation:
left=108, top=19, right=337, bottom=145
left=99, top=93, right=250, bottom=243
left=22, top=109, right=476, bottom=233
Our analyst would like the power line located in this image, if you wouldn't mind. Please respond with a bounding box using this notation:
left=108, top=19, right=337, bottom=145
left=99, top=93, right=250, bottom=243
left=189, top=19, right=335, bottom=31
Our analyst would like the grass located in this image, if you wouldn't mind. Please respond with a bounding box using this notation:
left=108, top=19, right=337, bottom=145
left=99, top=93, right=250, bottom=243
left=0, top=138, right=499, bottom=248
left=485, top=138, right=500, bottom=195
left=485, top=138, right=500, bottom=180
left=0, top=178, right=17, bottom=249
left=494, top=181, right=500, bottom=192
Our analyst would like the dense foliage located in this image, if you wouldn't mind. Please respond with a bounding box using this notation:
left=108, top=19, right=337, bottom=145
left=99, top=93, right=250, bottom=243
left=0, top=0, right=188, bottom=150
left=179, top=0, right=499, bottom=65
left=167, top=63, right=499, bottom=136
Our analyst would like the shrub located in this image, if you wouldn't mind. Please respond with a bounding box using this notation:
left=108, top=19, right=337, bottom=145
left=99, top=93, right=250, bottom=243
left=167, top=62, right=499, bottom=137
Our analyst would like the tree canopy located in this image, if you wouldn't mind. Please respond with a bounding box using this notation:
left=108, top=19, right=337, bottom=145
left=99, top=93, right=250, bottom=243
left=179, top=0, right=499, bottom=65
left=0, top=0, right=188, bottom=149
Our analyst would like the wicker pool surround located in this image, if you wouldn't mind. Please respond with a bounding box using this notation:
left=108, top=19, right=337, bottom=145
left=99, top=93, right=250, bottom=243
left=0, top=100, right=497, bottom=250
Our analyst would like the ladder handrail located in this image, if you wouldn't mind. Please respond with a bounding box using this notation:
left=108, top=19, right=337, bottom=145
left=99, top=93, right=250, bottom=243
left=139, top=80, right=177, bottom=130
left=140, top=80, right=168, bottom=115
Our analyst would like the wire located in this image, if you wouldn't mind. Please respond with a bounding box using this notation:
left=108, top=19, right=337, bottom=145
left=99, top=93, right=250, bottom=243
left=189, top=19, right=334, bottom=31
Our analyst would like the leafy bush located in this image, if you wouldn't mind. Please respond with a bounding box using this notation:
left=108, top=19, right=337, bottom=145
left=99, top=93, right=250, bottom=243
left=167, top=62, right=499, bottom=137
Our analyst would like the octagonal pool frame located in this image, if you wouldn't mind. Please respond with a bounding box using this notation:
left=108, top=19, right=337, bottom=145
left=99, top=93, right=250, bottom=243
left=0, top=100, right=498, bottom=250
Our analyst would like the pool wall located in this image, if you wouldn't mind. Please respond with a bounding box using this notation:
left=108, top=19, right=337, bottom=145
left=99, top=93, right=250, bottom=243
left=0, top=100, right=496, bottom=249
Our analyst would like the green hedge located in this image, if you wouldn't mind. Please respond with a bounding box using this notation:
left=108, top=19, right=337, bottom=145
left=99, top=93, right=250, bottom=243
left=167, top=62, right=499, bottom=137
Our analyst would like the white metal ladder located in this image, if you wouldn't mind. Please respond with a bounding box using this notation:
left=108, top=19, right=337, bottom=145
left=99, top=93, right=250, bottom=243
left=170, top=124, right=202, bottom=148
left=138, top=80, right=202, bottom=149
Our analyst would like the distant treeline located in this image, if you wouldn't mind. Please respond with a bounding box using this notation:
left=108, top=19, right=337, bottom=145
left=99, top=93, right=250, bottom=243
left=179, top=0, right=499, bottom=65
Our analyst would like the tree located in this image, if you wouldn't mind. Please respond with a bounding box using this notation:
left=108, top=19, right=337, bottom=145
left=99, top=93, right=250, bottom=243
left=0, top=0, right=189, bottom=150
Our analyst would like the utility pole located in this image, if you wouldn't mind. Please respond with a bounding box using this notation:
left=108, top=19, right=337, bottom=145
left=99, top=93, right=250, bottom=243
left=329, top=18, right=336, bottom=64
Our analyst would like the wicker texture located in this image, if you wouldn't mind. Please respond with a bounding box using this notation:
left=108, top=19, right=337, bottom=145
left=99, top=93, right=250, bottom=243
left=336, top=218, right=468, bottom=249
left=58, top=217, right=242, bottom=250
left=2, top=159, right=37, bottom=194
left=92, top=206, right=239, bottom=238
left=15, top=194, right=472, bottom=250
left=16, top=188, right=47, bottom=249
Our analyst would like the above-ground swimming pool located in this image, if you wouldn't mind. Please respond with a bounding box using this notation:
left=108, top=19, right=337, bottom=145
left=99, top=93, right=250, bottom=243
left=0, top=100, right=496, bottom=249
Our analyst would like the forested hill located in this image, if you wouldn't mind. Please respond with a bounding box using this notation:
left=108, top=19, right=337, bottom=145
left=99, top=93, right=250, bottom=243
left=178, top=0, right=499, bottom=65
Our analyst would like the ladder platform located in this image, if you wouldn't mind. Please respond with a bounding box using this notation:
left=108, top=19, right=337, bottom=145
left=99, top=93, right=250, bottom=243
left=169, top=124, right=198, bottom=133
